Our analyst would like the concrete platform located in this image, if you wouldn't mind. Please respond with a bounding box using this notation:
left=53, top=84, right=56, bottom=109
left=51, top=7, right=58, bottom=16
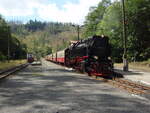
left=114, top=67, right=150, bottom=86
left=0, top=60, right=150, bottom=113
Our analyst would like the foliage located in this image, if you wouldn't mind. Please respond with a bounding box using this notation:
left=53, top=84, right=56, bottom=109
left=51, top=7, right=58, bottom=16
left=0, top=52, right=6, bottom=61
left=125, top=0, right=150, bottom=61
left=0, top=15, right=27, bottom=61
left=0, top=60, right=26, bottom=70
left=83, top=0, right=150, bottom=62
left=0, top=15, right=11, bottom=56
left=83, top=0, right=111, bottom=37
left=8, top=20, right=77, bottom=59
left=25, top=20, right=46, bottom=32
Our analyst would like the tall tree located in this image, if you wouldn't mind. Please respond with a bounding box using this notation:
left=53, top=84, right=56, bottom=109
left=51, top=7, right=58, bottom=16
left=83, top=0, right=111, bottom=37
left=125, top=0, right=150, bottom=61
left=83, top=0, right=150, bottom=62
left=0, top=15, right=11, bottom=57
left=96, top=2, right=123, bottom=62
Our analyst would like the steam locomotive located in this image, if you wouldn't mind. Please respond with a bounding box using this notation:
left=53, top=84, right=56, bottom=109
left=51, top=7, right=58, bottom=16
left=46, top=35, right=113, bottom=76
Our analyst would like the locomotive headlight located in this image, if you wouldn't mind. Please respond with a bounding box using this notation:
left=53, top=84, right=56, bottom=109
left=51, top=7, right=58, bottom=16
left=108, top=57, right=111, bottom=60
left=94, top=56, right=98, bottom=59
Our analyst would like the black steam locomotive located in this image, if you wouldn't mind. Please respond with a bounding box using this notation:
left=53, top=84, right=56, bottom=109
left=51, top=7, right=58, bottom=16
left=65, top=35, right=113, bottom=76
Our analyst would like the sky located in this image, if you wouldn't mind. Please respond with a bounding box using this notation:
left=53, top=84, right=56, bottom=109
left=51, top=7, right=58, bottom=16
left=0, top=0, right=102, bottom=24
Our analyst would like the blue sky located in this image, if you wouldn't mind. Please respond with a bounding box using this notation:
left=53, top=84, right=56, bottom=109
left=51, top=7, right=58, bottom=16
left=50, top=0, right=79, bottom=7
left=0, top=0, right=101, bottom=24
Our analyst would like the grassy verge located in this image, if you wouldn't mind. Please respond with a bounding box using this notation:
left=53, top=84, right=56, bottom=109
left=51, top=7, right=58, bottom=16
left=114, top=61, right=150, bottom=72
left=0, top=60, right=27, bottom=71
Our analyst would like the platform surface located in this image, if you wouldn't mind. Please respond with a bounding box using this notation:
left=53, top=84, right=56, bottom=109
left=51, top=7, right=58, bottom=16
left=0, top=60, right=149, bottom=113
left=114, top=67, right=150, bottom=86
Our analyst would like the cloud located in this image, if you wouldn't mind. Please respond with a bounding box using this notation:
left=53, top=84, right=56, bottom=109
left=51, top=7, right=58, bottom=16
left=37, top=0, right=100, bottom=24
left=0, top=0, right=35, bottom=16
left=0, top=0, right=100, bottom=24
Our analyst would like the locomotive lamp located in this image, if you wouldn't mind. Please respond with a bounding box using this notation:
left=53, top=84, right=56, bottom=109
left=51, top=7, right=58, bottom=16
left=122, top=0, right=128, bottom=71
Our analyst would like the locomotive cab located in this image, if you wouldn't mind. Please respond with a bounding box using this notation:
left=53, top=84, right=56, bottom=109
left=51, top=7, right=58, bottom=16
left=88, top=35, right=111, bottom=59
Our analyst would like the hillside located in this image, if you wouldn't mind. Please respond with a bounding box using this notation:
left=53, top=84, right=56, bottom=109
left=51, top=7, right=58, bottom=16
left=9, top=20, right=81, bottom=59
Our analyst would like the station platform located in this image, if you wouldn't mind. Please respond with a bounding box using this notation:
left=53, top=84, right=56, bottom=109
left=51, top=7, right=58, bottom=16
left=114, top=67, right=150, bottom=86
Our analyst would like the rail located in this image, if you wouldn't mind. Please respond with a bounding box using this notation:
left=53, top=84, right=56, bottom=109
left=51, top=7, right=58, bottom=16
left=0, top=63, right=29, bottom=79
left=47, top=59, right=150, bottom=95
left=107, top=78, right=150, bottom=95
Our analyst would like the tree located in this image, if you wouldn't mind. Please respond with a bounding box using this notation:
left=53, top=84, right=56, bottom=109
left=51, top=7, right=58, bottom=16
left=25, top=19, right=46, bottom=32
left=96, top=2, right=123, bottom=62
left=83, top=0, right=150, bottom=62
left=0, top=15, right=27, bottom=60
left=0, top=15, right=11, bottom=58
left=83, top=0, right=111, bottom=37
left=125, top=0, right=150, bottom=61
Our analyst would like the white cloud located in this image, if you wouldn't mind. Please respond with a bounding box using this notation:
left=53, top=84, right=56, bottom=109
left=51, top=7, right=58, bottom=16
left=0, top=0, right=100, bottom=24
left=0, top=0, right=36, bottom=16
left=37, top=0, right=100, bottom=24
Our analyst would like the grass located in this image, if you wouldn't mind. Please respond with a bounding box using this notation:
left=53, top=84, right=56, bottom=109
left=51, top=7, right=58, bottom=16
left=114, top=61, right=150, bottom=72
left=0, top=60, right=27, bottom=71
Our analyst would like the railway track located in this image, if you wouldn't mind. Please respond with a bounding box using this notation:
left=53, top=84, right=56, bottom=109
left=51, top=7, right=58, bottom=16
left=47, top=60, right=150, bottom=95
left=107, top=78, right=150, bottom=95
left=73, top=69, right=150, bottom=95
left=0, top=63, right=29, bottom=80
left=91, top=75, right=150, bottom=95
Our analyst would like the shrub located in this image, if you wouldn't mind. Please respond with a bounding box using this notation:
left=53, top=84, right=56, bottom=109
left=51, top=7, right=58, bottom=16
left=0, top=52, right=7, bottom=61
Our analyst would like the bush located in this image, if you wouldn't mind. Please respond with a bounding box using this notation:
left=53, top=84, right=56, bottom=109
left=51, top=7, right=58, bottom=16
left=0, top=52, right=7, bottom=61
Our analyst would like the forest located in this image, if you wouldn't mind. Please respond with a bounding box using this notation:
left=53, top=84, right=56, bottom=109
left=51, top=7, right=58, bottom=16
left=83, top=0, right=150, bottom=62
left=9, top=20, right=77, bottom=60
left=0, top=16, right=26, bottom=61
left=0, top=0, right=149, bottom=63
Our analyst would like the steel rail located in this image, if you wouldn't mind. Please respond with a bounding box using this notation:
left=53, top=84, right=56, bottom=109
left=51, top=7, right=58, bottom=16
left=89, top=74, right=150, bottom=95
left=0, top=63, right=29, bottom=79
left=106, top=78, right=150, bottom=95
left=113, top=78, right=150, bottom=90
left=47, top=60, right=150, bottom=95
